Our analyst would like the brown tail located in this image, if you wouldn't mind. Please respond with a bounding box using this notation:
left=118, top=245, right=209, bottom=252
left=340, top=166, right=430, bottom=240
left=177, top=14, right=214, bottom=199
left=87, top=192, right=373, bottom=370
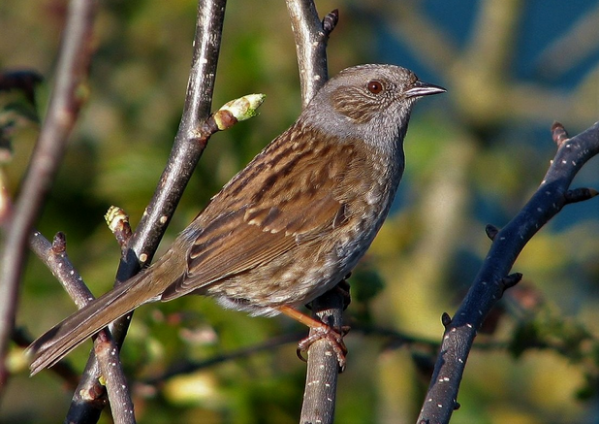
left=27, top=272, right=155, bottom=375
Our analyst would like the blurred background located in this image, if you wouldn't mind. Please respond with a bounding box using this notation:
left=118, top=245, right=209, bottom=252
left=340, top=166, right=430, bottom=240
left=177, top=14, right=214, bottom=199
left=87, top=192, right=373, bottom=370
left=0, top=0, right=597, bottom=423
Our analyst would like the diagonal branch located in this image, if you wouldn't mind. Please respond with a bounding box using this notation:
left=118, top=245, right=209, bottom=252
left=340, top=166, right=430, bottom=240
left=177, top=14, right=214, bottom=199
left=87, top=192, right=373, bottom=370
left=64, top=0, right=228, bottom=422
left=417, top=122, right=598, bottom=424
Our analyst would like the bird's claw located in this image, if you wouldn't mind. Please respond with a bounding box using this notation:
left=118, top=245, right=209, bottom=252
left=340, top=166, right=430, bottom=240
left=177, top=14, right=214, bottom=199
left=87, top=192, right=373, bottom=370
left=296, top=325, right=350, bottom=372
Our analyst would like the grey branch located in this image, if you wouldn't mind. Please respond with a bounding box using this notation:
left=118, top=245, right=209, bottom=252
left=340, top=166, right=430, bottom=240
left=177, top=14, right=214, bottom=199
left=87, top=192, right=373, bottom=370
left=64, top=0, right=227, bottom=422
left=284, top=2, right=345, bottom=424
left=417, top=122, right=598, bottom=424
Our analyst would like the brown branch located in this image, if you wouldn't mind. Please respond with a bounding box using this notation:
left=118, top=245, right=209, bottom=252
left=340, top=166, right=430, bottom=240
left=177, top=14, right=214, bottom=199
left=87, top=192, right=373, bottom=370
left=64, top=0, right=228, bottom=422
left=417, top=122, right=598, bottom=424
left=60, top=90, right=267, bottom=420
left=2, top=196, right=132, bottom=414
left=24, top=96, right=262, bottom=422
left=29, top=229, right=135, bottom=423
left=30, top=231, right=95, bottom=309
left=0, top=0, right=97, bottom=395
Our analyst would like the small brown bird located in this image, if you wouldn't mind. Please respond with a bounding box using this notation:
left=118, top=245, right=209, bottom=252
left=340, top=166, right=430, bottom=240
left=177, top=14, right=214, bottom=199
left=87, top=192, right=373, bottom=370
left=28, top=64, right=445, bottom=374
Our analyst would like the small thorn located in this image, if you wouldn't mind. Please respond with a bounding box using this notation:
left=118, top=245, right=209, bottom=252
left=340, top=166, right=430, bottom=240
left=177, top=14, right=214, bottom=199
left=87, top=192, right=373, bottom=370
left=551, top=121, right=569, bottom=146
left=296, top=346, right=308, bottom=363
left=485, top=224, right=499, bottom=240
left=441, top=312, right=452, bottom=327
left=501, top=273, right=522, bottom=296
left=453, top=401, right=461, bottom=410
left=565, top=187, right=599, bottom=204
left=322, top=9, right=339, bottom=35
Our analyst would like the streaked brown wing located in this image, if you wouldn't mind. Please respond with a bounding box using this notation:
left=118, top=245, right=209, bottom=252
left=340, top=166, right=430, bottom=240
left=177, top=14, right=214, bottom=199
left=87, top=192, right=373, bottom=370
left=160, top=126, right=361, bottom=301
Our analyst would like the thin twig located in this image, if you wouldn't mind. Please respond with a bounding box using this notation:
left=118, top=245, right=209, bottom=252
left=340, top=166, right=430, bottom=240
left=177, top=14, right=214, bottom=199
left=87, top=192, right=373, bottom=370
left=3, top=135, right=127, bottom=409
left=64, top=0, right=228, bottom=422
left=105, top=206, right=133, bottom=255
left=27, top=216, right=133, bottom=422
left=0, top=0, right=97, bottom=394
left=4, top=227, right=115, bottom=416
left=417, top=122, right=598, bottom=424
left=139, top=332, right=304, bottom=389
left=30, top=231, right=95, bottom=309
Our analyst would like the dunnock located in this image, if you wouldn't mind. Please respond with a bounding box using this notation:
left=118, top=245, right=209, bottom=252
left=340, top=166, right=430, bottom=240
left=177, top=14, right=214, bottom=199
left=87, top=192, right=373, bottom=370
left=28, top=64, right=445, bottom=374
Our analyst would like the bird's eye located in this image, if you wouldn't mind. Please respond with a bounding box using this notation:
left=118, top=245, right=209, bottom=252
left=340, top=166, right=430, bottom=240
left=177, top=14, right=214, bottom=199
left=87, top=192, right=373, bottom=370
left=367, top=80, right=384, bottom=94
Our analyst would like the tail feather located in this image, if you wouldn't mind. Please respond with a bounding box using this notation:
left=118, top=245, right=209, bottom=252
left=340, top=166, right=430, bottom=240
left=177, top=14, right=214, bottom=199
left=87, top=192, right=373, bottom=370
left=27, top=274, right=152, bottom=375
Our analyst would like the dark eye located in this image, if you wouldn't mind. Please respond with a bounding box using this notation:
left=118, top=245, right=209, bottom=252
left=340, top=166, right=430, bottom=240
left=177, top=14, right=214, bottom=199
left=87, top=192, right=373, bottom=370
left=367, top=80, right=383, bottom=94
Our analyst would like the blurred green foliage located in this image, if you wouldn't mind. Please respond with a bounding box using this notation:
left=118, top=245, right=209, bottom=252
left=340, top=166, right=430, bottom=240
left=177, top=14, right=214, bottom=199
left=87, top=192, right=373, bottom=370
left=1, top=0, right=597, bottom=423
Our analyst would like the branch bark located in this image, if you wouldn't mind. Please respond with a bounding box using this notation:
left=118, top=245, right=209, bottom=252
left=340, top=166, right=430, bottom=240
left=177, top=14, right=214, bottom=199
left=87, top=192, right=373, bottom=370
left=284, top=2, right=344, bottom=424
left=64, top=0, right=227, bottom=422
left=286, top=0, right=336, bottom=107
left=417, top=122, right=599, bottom=424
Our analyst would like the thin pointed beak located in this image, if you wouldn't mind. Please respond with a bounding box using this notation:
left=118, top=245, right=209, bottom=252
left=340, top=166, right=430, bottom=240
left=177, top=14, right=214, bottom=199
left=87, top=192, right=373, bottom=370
left=406, top=80, right=446, bottom=98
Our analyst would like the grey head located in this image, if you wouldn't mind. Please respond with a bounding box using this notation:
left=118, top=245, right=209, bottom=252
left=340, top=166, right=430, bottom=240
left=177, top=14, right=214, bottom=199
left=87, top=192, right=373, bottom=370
left=302, top=64, right=446, bottom=151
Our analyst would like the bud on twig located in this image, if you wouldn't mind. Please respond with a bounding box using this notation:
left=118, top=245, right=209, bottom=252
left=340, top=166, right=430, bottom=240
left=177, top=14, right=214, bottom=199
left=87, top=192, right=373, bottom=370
left=213, top=94, right=266, bottom=131
left=105, top=206, right=132, bottom=252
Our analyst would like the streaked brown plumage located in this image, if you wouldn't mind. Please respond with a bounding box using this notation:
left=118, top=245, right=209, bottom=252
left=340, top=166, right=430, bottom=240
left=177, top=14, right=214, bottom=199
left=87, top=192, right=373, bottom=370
left=28, top=64, right=445, bottom=374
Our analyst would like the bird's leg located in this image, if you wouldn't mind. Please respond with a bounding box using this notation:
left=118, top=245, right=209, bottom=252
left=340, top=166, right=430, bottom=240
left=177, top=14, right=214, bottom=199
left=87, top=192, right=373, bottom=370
left=306, top=276, right=352, bottom=312
left=277, top=305, right=349, bottom=370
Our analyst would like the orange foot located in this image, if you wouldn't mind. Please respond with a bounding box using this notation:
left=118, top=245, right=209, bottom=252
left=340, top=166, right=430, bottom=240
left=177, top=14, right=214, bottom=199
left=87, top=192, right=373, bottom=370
left=277, top=305, right=350, bottom=372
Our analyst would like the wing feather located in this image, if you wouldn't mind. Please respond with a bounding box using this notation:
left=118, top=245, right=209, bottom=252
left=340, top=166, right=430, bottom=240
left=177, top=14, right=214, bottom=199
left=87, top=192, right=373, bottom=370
left=161, top=126, right=365, bottom=301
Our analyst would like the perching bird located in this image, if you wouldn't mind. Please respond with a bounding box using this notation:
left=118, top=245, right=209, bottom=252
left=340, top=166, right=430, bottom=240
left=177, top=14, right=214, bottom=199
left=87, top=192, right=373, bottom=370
left=28, top=64, right=445, bottom=375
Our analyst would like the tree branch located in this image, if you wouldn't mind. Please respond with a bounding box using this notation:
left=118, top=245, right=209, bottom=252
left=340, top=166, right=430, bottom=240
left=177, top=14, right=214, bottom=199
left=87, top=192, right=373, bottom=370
left=64, top=0, right=228, bottom=422
left=30, top=231, right=95, bottom=309
left=284, top=2, right=345, bottom=424
left=0, top=0, right=97, bottom=394
left=417, top=122, right=598, bottom=424
left=285, top=0, right=336, bottom=107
